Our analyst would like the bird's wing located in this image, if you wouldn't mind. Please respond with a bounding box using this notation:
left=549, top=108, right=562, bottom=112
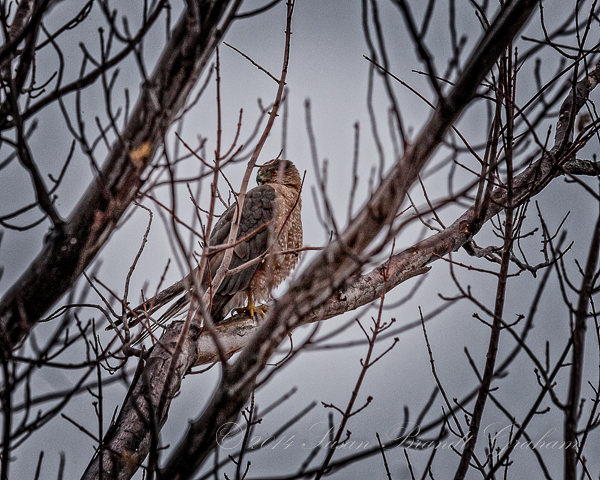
left=108, top=186, right=279, bottom=331
left=207, top=185, right=276, bottom=317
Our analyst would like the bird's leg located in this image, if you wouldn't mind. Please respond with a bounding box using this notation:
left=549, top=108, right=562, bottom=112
left=234, top=291, right=268, bottom=318
left=245, top=291, right=268, bottom=318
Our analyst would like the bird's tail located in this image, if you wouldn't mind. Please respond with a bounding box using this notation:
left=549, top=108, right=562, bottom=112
left=209, top=293, right=233, bottom=323
left=106, top=289, right=232, bottom=333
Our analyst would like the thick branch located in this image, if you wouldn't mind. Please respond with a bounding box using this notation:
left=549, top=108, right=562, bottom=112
left=0, top=0, right=241, bottom=357
left=157, top=1, right=539, bottom=478
left=185, top=134, right=598, bottom=366
left=562, top=158, right=600, bottom=175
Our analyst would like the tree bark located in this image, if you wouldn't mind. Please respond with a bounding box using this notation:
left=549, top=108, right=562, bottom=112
left=85, top=2, right=539, bottom=479
left=0, top=0, right=241, bottom=359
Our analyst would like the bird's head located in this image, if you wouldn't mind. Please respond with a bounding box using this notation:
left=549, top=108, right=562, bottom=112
left=256, top=159, right=301, bottom=190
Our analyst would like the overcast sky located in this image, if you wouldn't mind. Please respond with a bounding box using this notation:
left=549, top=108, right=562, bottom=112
left=2, top=1, right=600, bottom=479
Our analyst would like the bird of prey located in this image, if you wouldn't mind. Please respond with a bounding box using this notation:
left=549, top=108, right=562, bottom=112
left=203, top=158, right=303, bottom=322
left=120, top=159, right=303, bottom=329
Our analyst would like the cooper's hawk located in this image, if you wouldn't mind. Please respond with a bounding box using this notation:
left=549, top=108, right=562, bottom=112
left=121, top=159, right=303, bottom=328
left=203, top=158, right=303, bottom=322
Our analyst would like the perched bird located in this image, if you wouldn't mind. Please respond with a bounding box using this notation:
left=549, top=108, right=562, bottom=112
left=118, top=159, right=303, bottom=329
left=203, top=158, right=303, bottom=322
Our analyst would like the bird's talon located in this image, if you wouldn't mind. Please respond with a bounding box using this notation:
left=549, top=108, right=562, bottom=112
left=234, top=305, right=268, bottom=319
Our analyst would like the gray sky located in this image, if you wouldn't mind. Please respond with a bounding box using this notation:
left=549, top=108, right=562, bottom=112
left=1, top=1, right=600, bottom=479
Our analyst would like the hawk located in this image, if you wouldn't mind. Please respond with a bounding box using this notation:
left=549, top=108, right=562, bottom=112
left=120, top=159, right=303, bottom=329
left=203, top=158, right=303, bottom=322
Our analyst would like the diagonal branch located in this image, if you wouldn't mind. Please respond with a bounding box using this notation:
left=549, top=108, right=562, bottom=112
left=0, top=0, right=242, bottom=358
left=90, top=35, right=599, bottom=480
left=156, top=1, right=540, bottom=478
left=185, top=52, right=600, bottom=372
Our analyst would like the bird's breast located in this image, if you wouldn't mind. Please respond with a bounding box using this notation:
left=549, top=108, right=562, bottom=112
left=250, top=185, right=302, bottom=302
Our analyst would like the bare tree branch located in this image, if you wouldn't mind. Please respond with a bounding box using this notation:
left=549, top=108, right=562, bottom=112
left=4, top=2, right=600, bottom=479
left=155, top=1, right=540, bottom=478
left=0, top=0, right=242, bottom=358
